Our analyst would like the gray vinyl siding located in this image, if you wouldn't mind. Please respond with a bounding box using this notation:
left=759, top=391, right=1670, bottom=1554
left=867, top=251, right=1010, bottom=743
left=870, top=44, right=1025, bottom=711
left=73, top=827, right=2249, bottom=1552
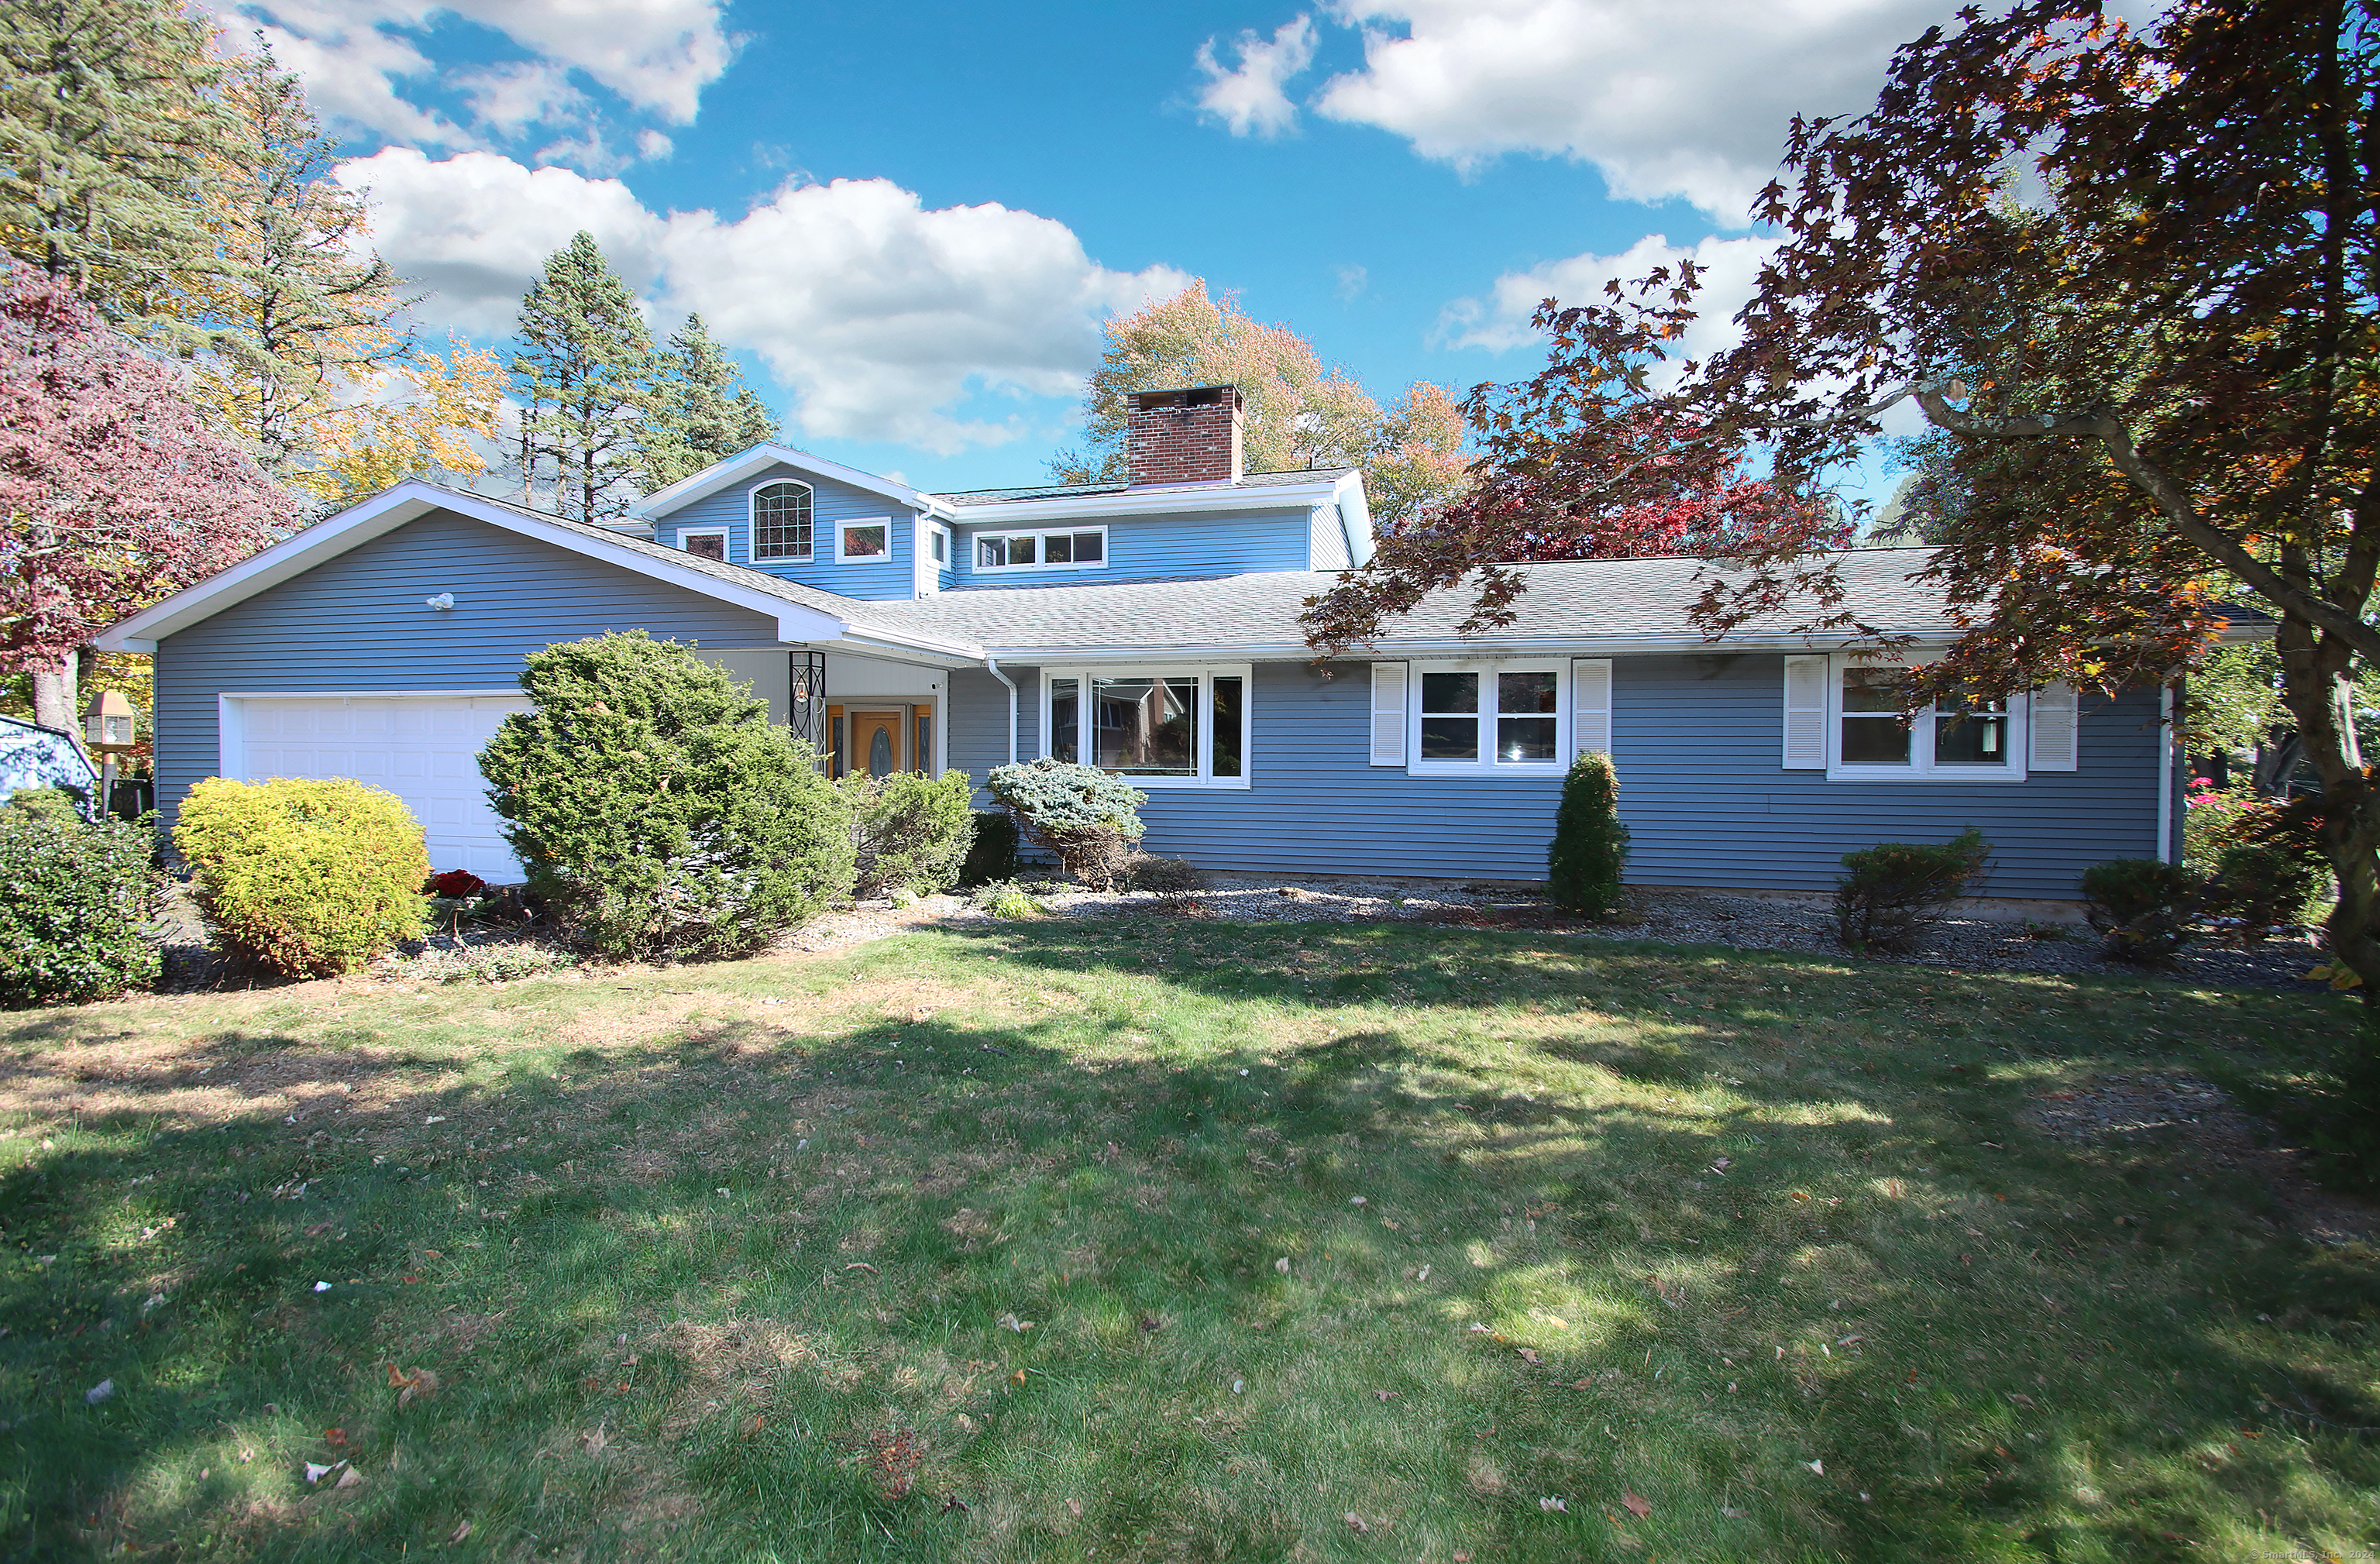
left=150, top=509, right=780, bottom=824
left=649, top=462, right=918, bottom=601
left=946, top=665, right=1040, bottom=782
left=940, top=654, right=2162, bottom=899
left=950, top=507, right=1314, bottom=589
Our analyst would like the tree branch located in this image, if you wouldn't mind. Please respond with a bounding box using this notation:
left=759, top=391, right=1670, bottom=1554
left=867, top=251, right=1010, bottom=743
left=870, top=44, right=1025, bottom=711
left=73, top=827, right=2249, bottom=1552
left=1911, top=387, right=2380, bottom=662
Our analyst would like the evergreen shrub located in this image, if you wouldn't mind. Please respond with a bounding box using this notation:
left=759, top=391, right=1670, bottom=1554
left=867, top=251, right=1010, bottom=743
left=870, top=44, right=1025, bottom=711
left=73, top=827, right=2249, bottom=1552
left=958, top=812, right=1020, bottom=887
left=986, top=758, right=1147, bottom=890
left=842, top=769, right=976, bottom=899
left=0, top=802, right=161, bottom=1003
left=1124, top=853, right=1201, bottom=894
left=174, top=777, right=430, bottom=976
left=1546, top=751, right=1629, bottom=915
left=2079, top=858, right=2203, bottom=962
left=1833, top=828, right=1991, bottom=952
left=480, top=632, right=855, bottom=961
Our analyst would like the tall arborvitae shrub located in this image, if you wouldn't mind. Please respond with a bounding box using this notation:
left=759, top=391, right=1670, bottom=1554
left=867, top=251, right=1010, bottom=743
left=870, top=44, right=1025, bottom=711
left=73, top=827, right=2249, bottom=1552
left=1547, top=751, right=1629, bottom=915
left=479, top=631, right=854, bottom=960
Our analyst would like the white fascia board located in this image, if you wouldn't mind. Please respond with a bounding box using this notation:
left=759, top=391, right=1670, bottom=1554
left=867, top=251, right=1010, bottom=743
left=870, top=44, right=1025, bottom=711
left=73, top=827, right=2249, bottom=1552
left=968, top=630, right=1976, bottom=662
left=94, top=481, right=860, bottom=651
left=631, top=444, right=926, bottom=518
left=937, top=483, right=1342, bottom=526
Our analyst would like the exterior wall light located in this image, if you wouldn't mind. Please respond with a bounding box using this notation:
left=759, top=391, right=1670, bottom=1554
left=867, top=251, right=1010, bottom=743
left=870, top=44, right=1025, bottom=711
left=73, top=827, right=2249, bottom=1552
left=84, top=689, right=136, bottom=751
left=425, top=592, right=456, bottom=610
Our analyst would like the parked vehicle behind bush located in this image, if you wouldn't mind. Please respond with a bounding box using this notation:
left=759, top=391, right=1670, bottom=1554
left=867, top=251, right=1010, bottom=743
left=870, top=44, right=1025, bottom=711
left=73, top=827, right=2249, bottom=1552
left=1833, top=828, right=1991, bottom=952
left=480, top=631, right=854, bottom=960
left=843, top=768, right=976, bottom=899
left=0, top=788, right=161, bottom=1003
left=986, top=758, right=1147, bottom=890
left=1547, top=751, right=1629, bottom=916
left=174, top=776, right=430, bottom=976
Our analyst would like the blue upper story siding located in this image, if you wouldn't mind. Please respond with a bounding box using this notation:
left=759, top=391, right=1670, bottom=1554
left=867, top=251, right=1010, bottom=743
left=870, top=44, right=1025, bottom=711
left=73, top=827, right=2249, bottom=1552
left=150, top=508, right=780, bottom=823
left=948, top=504, right=1322, bottom=590
left=944, top=652, right=2164, bottom=897
left=648, top=461, right=920, bottom=601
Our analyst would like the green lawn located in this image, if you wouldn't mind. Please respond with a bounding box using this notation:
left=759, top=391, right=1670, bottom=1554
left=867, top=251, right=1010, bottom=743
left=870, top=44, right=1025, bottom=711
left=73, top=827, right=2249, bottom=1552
left=0, top=918, right=2372, bottom=1562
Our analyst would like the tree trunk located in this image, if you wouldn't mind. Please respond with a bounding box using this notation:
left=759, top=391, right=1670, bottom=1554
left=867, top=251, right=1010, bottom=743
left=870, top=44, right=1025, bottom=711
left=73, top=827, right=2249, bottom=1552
left=2277, top=629, right=2380, bottom=1001
left=28, top=649, right=78, bottom=734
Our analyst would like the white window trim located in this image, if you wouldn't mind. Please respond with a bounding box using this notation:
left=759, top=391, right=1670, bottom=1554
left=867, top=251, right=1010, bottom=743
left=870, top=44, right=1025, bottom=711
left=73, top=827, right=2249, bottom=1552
left=1826, top=653, right=2031, bottom=782
left=973, top=524, right=1110, bottom=575
left=928, top=522, right=952, bottom=567
left=837, top=515, right=893, bottom=565
left=1038, top=663, right=1251, bottom=790
left=1405, top=659, right=1570, bottom=777
left=677, top=526, right=728, bottom=562
left=747, top=479, right=816, bottom=561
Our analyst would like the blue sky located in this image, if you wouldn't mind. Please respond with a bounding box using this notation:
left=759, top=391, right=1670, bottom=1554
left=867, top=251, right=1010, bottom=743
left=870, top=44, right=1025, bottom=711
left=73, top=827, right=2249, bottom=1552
left=212, top=0, right=2140, bottom=500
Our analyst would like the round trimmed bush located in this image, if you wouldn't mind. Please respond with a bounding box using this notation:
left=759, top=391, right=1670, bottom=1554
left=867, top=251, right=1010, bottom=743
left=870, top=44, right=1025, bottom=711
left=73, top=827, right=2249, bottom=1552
left=842, top=768, right=977, bottom=899
left=174, top=777, right=432, bottom=976
left=479, top=631, right=855, bottom=960
left=0, top=796, right=162, bottom=1003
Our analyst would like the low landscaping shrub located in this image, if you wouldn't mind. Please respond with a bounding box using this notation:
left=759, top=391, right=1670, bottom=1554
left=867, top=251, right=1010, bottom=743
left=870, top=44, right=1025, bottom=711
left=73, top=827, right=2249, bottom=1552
left=2079, top=858, right=2203, bottom=964
left=174, top=777, right=430, bottom=976
left=6, top=785, right=86, bottom=823
left=1546, top=751, right=1629, bottom=916
left=986, top=757, right=1146, bottom=890
left=969, top=878, right=1046, bottom=919
left=1833, top=827, right=1991, bottom=952
left=842, top=768, right=976, bottom=899
left=379, top=940, right=581, bottom=985
left=480, top=631, right=855, bottom=961
left=958, top=811, right=1020, bottom=886
left=426, top=868, right=487, bottom=899
left=0, top=803, right=160, bottom=1003
left=1124, top=853, right=1201, bottom=894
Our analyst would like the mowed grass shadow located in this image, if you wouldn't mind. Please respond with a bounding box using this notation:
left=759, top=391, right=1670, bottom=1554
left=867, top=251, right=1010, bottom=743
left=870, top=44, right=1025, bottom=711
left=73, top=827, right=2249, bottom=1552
left=0, top=916, right=2369, bottom=1562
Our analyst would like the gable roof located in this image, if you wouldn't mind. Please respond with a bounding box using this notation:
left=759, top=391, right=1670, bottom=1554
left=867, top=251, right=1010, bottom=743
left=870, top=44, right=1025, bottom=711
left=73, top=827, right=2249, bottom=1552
left=628, top=443, right=934, bottom=522
left=91, top=482, right=983, bottom=662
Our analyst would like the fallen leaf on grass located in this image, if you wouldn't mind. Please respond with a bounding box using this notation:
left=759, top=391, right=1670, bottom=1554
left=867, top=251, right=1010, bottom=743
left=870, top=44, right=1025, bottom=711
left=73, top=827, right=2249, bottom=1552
left=335, top=1466, right=363, bottom=1490
left=1622, top=1490, right=1653, bottom=1518
left=1804, top=1459, right=1825, bottom=1475
left=303, top=1461, right=346, bottom=1483
left=1139, top=1312, right=1164, bottom=1332
left=843, top=1262, right=879, bottom=1276
left=1374, top=1390, right=1400, bottom=1401
left=325, top=1428, right=348, bottom=1447
left=1539, top=1495, right=1568, bottom=1512
left=446, top=1520, right=471, bottom=1544
left=2007, top=1392, right=2037, bottom=1408
left=997, top=1312, right=1034, bottom=1332
left=387, top=1364, right=441, bottom=1405
left=1274, top=1256, right=1292, bottom=1274
left=580, top=1425, right=608, bottom=1456
left=1518, top=1349, right=1542, bottom=1364
left=1415, top=1265, right=1430, bottom=1282
left=1065, top=1497, right=1082, bottom=1518
left=1344, top=1512, right=1370, bottom=1533
left=1721, top=1506, right=1749, bottom=1518
left=1467, top=1322, right=1492, bottom=1334
left=84, top=1379, right=113, bottom=1405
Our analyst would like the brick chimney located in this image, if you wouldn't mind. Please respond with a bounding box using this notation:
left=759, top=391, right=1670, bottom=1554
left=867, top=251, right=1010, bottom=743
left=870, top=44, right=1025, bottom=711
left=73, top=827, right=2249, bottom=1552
left=1125, top=385, right=1243, bottom=486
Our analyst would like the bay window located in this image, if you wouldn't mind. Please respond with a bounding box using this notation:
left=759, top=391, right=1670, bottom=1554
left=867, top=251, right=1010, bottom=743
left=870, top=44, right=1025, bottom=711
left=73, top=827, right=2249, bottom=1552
left=1044, top=665, right=1249, bottom=788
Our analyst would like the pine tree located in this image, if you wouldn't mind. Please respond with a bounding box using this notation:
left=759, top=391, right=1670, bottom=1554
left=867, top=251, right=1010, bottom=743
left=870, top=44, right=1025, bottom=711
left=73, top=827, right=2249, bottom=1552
left=0, top=0, right=225, bottom=325
left=511, top=232, right=655, bottom=524
left=637, top=312, right=777, bottom=490
left=1547, top=751, right=1629, bottom=916
left=175, top=48, right=407, bottom=479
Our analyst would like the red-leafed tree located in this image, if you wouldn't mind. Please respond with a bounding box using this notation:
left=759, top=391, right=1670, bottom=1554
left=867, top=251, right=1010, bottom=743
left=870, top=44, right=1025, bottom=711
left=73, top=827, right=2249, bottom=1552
left=1, top=261, right=292, bottom=730
left=1306, top=0, right=2380, bottom=1020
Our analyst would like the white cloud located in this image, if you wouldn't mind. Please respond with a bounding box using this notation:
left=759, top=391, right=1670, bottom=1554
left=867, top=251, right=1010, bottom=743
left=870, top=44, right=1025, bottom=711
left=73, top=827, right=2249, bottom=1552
left=1194, top=15, right=1318, bottom=139
left=335, top=148, right=665, bottom=338
left=212, top=0, right=734, bottom=143
left=662, top=180, right=1191, bottom=454
left=339, top=153, right=1191, bottom=455
left=636, top=128, right=674, bottom=162
left=1334, top=263, right=1368, bottom=300
left=1439, top=232, right=1779, bottom=380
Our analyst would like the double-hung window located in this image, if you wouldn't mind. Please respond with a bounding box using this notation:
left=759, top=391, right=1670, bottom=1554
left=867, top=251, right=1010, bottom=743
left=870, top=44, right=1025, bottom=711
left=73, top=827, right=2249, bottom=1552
left=1402, top=662, right=1569, bottom=774
left=977, top=527, right=1106, bottom=573
left=750, top=482, right=813, bottom=560
left=1044, top=665, right=1248, bottom=789
left=1815, top=656, right=2029, bottom=780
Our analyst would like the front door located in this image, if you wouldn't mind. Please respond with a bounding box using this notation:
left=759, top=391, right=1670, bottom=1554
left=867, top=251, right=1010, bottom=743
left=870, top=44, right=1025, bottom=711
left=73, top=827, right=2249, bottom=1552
left=848, top=710, right=904, bottom=778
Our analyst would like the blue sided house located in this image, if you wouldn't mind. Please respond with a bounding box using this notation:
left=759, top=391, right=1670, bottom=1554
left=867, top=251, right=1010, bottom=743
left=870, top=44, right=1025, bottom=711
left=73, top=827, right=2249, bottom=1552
left=97, top=386, right=2263, bottom=900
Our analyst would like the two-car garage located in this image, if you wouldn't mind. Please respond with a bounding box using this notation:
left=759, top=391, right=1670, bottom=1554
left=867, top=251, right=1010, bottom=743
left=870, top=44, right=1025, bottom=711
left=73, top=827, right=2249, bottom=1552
left=219, top=693, right=529, bottom=879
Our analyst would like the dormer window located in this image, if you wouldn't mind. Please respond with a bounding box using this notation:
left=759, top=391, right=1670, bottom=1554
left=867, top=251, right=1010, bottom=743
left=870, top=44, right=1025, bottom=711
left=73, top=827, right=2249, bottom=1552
left=751, top=481, right=813, bottom=560
left=976, top=527, right=1106, bottom=572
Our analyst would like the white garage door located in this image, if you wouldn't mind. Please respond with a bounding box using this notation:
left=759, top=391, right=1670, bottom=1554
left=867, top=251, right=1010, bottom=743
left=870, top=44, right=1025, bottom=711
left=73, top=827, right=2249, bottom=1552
left=227, top=693, right=532, bottom=880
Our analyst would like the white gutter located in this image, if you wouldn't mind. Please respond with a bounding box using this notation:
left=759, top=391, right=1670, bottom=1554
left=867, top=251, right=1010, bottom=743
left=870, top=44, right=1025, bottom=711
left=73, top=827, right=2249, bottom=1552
left=2158, top=682, right=2177, bottom=863
left=983, top=655, right=1018, bottom=765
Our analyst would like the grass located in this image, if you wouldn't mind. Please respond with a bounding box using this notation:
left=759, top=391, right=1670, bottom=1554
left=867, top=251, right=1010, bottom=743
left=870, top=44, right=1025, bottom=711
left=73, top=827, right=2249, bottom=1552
left=0, top=917, right=2372, bottom=1562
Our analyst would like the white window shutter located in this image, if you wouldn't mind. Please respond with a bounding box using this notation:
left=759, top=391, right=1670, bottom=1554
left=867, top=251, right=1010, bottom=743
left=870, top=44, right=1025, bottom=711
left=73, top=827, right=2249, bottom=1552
left=2030, top=682, right=2079, bottom=770
left=1369, top=662, right=1408, bottom=766
left=1571, top=658, right=1613, bottom=755
left=1782, top=655, right=1829, bottom=769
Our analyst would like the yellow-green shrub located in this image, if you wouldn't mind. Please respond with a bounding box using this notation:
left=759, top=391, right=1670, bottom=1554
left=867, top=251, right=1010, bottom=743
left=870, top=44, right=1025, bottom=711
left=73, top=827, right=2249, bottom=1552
left=174, top=778, right=432, bottom=975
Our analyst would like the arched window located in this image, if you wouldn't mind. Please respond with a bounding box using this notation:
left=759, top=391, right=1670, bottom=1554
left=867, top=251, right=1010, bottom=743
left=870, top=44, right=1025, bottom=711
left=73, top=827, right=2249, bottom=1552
left=751, top=481, right=814, bottom=559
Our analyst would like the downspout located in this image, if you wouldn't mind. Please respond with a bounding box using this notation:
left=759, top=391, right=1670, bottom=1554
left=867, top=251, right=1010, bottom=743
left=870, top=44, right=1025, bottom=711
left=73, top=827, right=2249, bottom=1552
left=985, top=654, right=1018, bottom=765
left=2157, top=682, right=2177, bottom=863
